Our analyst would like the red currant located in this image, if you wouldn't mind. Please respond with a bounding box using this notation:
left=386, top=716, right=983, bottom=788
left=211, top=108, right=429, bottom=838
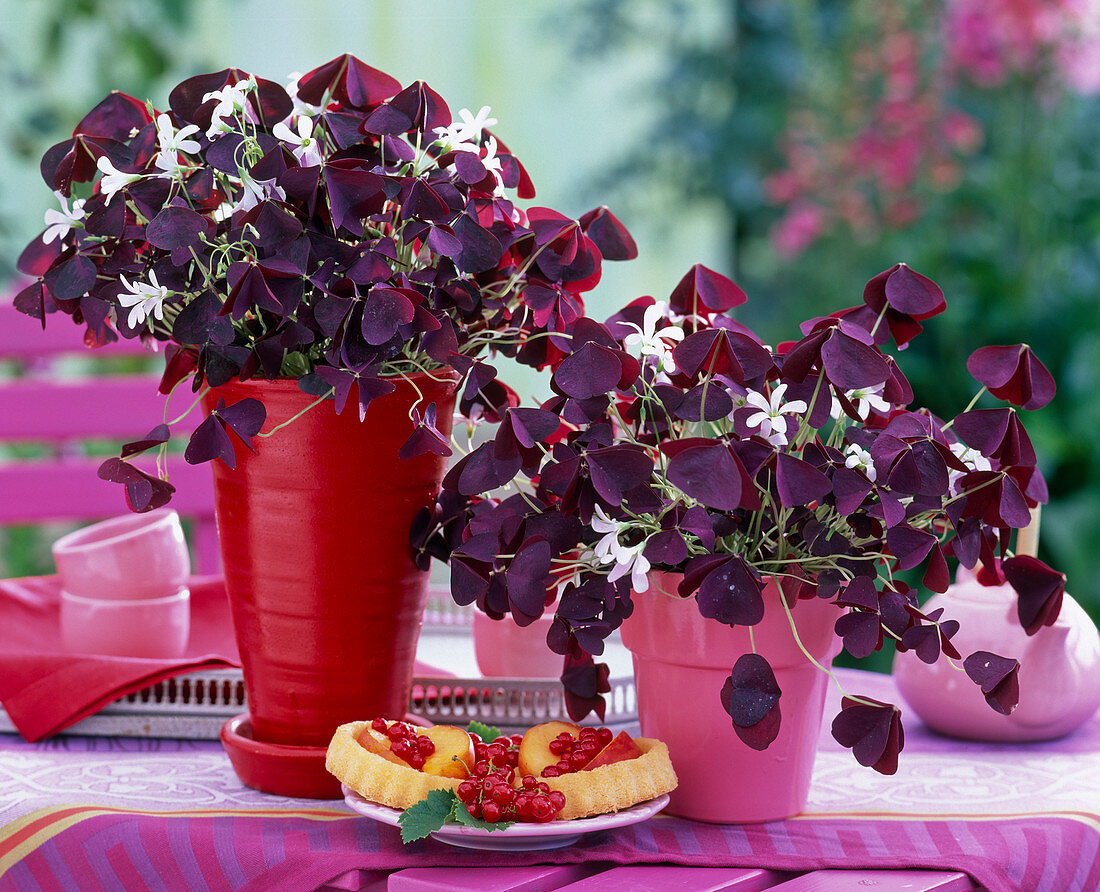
left=531, top=797, right=555, bottom=823
left=481, top=801, right=502, bottom=823
left=371, top=718, right=388, bottom=733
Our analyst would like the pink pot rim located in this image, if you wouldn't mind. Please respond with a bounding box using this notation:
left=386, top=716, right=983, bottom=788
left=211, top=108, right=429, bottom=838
left=51, top=508, right=180, bottom=556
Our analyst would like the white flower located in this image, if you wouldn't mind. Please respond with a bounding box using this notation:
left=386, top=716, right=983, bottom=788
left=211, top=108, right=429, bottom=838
left=479, top=136, right=506, bottom=195
left=232, top=168, right=286, bottom=214
left=95, top=156, right=142, bottom=205
left=117, top=271, right=170, bottom=329
left=432, top=120, right=481, bottom=153
left=456, top=105, right=497, bottom=140
left=432, top=106, right=496, bottom=153
left=844, top=443, right=877, bottom=482
left=155, top=114, right=200, bottom=156
left=285, top=72, right=322, bottom=117
left=744, top=383, right=808, bottom=448
left=154, top=150, right=189, bottom=181
left=272, top=115, right=323, bottom=167
left=948, top=441, right=992, bottom=493
left=153, top=115, right=199, bottom=181
left=212, top=201, right=236, bottom=223
left=42, top=192, right=86, bottom=243
left=203, top=78, right=255, bottom=138
left=607, top=541, right=651, bottom=592
left=590, top=505, right=651, bottom=592
left=623, top=301, right=684, bottom=373
left=831, top=383, right=891, bottom=421
left=591, top=504, right=624, bottom=562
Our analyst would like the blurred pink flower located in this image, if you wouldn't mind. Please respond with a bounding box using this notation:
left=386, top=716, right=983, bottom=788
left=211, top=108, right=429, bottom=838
left=771, top=203, right=826, bottom=258
left=945, top=0, right=1100, bottom=94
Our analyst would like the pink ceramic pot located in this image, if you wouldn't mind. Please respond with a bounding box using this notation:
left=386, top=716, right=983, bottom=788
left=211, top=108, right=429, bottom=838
left=893, top=567, right=1100, bottom=741
left=620, top=572, right=841, bottom=823
left=472, top=608, right=563, bottom=678
left=51, top=509, right=191, bottom=600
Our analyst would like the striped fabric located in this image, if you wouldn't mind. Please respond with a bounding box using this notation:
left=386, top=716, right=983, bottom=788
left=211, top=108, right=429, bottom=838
left=2, top=804, right=1097, bottom=891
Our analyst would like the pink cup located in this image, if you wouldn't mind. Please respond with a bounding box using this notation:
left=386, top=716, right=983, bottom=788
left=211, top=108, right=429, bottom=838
left=51, top=509, right=191, bottom=600
left=59, top=588, right=190, bottom=658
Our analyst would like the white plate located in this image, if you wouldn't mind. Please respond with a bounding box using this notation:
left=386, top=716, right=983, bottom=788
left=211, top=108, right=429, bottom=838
left=341, top=785, right=670, bottom=851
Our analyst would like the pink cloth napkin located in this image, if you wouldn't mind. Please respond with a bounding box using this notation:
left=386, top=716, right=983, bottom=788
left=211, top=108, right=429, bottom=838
left=0, top=575, right=450, bottom=742
left=0, top=574, right=241, bottom=741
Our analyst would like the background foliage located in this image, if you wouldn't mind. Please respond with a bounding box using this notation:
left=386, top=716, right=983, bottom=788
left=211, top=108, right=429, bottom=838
left=569, top=0, right=1100, bottom=637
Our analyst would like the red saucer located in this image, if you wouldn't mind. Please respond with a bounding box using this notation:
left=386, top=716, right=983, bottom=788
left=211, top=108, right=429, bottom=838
left=220, top=713, right=342, bottom=800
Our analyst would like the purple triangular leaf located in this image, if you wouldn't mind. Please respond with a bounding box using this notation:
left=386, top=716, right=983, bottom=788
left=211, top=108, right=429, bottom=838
left=696, top=556, right=764, bottom=626
left=831, top=696, right=905, bottom=775
left=720, top=653, right=782, bottom=750
left=775, top=452, right=832, bottom=508
left=963, top=651, right=1021, bottom=715
left=1002, top=554, right=1066, bottom=635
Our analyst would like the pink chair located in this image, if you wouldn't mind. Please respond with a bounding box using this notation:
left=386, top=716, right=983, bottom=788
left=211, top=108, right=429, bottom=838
left=0, top=299, right=219, bottom=573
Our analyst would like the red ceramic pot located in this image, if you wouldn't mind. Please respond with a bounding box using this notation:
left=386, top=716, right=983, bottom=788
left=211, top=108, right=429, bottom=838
left=620, top=571, right=841, bottom=823
left=203, top=372, right=458, bottom=797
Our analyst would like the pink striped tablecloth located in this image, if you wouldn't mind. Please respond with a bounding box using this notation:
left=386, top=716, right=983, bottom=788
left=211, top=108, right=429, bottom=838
left=1, top=670, right=1097, bottom=892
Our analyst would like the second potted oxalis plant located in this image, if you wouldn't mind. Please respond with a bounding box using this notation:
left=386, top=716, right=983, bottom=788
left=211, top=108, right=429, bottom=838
left=416, top=260, right=1064, bottom=821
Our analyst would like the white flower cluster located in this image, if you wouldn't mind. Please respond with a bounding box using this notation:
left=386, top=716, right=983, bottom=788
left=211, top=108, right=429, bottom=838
left=590, top=505, right=651, bottom=592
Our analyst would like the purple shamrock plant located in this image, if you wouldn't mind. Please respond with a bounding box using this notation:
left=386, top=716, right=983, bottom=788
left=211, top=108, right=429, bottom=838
left=414, top=261, right=1065, bottom=774
left=15, top=55, right=636, bottom=508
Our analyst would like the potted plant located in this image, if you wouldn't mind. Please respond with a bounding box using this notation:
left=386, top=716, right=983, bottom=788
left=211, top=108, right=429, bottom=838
left=14, top=54, right=636, bottom=797
left=416, top=261, right=1064, bottom=821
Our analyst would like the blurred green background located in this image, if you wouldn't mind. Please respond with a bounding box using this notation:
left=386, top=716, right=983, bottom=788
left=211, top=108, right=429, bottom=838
left=2, top=0, right=1096, bottom=651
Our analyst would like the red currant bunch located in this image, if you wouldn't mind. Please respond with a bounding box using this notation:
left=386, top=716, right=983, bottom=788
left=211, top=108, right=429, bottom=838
left=541, top=726, right=614, bottom=777
left=469, top=731, right=522, bottom=772
left=456, top=765, right=566, bottom=824
left=370, top=718, right=435, bottom=770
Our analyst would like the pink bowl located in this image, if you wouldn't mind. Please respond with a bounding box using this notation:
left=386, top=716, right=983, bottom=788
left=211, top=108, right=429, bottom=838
left=60, top=587, right=190, bottom=658
left=52, top=509, right=191, bottom=600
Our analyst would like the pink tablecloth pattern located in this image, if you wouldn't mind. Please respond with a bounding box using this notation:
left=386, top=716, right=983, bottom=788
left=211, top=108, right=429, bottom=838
left=1, top=671, right=1098, bottom=892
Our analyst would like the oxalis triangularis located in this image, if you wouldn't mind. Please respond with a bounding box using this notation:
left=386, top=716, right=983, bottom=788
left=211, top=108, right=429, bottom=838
left=414, top=260, right=1064, bottom=774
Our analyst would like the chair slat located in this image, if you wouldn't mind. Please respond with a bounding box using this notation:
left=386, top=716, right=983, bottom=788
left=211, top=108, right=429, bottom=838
left=771, top=869, right=977, bottom=891
left=0, top=457, right=213, bottom=522
left=0, top=377, right=199, bottom=440
left=557, top=865, right=793, bottom=891
left=0, top=301, right=155, bottom=359
left=388, top=864, right=600, bottom=891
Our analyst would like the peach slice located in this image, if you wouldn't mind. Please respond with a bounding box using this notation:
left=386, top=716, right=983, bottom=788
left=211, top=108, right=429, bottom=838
left=354, top=725, right=406, bottom=766
left=418, top=725, right=474, bottom=778
left=518, top=720, right=581, bottom=778
left=583, top=730, right=642, bottom=770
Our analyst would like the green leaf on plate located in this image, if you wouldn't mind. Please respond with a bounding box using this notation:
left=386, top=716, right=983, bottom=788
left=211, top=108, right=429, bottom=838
left=467, top=719, right=504, bottom=741
left=398, top=789, right=455, bottom=843
left=450, top=797, right=515, bottom=832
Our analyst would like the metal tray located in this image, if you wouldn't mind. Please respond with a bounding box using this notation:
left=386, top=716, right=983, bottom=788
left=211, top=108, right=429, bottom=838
left=0, top=595, right=637, bottom=738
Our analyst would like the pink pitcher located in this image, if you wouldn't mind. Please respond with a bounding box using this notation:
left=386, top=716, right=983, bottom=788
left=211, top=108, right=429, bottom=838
left=894, top=567, right=1100, bottom=741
